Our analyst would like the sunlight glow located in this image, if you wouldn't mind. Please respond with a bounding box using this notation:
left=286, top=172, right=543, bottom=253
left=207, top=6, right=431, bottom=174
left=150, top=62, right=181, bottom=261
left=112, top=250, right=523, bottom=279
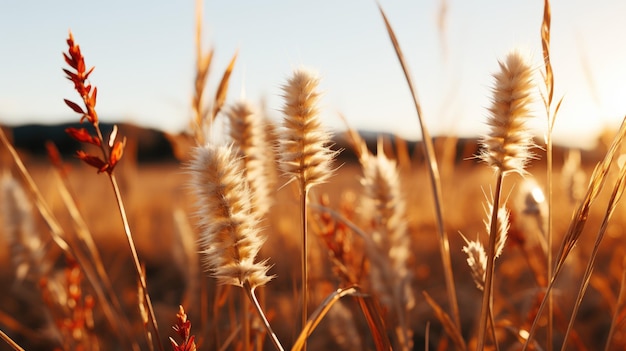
left=531, top=187, right=545, bottom=204
left=518, top=329, right=530, bottom=340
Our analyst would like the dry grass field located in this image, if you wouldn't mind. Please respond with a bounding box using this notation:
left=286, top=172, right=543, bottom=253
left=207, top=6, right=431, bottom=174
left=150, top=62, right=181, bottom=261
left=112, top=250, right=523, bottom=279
left=0, top=141, right=625, bottom=350
left=2, top=1, right=626, bottom=350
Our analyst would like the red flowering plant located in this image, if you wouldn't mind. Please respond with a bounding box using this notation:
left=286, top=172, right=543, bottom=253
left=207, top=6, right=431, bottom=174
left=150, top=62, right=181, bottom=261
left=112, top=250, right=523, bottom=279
left=63, top=31, right=125, bottom=174
left=169, top=306, right=196, bottom=351
left=61, top=32, right=163, bottom=351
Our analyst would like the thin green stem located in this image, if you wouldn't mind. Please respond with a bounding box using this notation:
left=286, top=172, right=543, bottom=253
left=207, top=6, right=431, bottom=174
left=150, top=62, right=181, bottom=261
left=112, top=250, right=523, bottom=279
left=476, top=170, right=503, bottom=350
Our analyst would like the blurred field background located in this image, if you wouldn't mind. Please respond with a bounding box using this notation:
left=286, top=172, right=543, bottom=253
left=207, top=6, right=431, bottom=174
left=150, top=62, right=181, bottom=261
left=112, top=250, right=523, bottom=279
left=1, top=125, right=625, bottom=350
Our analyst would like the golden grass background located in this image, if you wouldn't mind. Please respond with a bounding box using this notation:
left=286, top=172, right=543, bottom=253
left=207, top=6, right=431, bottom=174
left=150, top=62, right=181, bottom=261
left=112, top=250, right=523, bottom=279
left=1, top=140, right=624, bottom=349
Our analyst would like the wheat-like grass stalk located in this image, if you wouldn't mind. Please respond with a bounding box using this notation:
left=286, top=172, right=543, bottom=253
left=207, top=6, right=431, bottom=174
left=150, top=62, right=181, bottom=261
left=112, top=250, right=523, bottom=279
left=560, top=160, right=626, bottom=350
left=190, top=143, right=272, bottom=288
left=360, top=142, right=414, bottom=350
left=521, top=117, right=626, bottom=350
left=476, top=50, right=535, bottom=350
left=278, top=68, right=336, bottom=345
left=539, top=0, right=564, bottom=345
left=226, top=101, right=275, bottom=218
left=188, top=143, right=283, bottom=351
left=191, top=0, right=213, bottom=143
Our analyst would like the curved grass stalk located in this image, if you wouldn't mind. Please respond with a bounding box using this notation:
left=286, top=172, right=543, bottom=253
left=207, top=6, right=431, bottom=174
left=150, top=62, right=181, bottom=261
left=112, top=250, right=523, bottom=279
left=291, top=286, right=391, bottom=351
left=377, top=3, right=460, bottom=330
left=242, top=282, right=284, bottom=351
left=560, top=162, right=626, bottom=350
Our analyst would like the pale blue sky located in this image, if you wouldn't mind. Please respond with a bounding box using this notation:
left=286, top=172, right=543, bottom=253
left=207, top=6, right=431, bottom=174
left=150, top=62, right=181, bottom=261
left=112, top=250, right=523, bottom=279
left=1, top=1, right=626, bottom=148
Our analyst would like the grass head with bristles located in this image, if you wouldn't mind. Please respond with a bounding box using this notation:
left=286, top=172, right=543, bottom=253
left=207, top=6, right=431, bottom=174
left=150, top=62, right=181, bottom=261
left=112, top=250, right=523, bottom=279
left=483, top=198, right=511, bottom=259
left=279, top=68, right=337, bottom=190
left=361, top=148, right=412, bottom=307
left=480, top=51, right=535, bottom=174
left=226, top=101, right=275, bottom=218
left=360, top=145, right=414, bottom=350
left=461, top=235, right=487, bottom=291
left=189, top=143, right=272, bottom=289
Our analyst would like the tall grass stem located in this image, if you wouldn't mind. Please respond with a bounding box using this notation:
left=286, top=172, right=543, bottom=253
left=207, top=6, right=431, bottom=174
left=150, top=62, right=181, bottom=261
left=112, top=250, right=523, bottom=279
left=378, top=4, right=461, bottom=330
left=108, top=174, right=164, bottom=351
left=475, top=172, right=503, bottom=350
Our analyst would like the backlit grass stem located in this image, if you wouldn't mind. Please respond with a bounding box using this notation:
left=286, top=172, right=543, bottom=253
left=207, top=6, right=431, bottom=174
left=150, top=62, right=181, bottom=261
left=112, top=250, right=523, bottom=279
left=278, top=68, right=337, bottom=347
left=378, top=5, right=461, bottom=330
left=476, top=51, right=535, bottom=350
left=62, top=32, right=163, bottom=351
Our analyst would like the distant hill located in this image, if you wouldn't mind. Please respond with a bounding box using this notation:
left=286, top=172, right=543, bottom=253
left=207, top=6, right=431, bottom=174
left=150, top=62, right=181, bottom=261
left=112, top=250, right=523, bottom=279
left=9, top=122, right=177, bottom=162
left=4, top=122, right=608, bottom=166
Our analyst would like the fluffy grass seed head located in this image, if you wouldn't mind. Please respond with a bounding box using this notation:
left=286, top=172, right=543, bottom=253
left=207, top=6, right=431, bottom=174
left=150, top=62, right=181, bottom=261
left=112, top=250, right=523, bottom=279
left=189, top=143, right=272, bottom=289
left=483, top=199, right=511, bottom=259
left=226, top=101, right=274, bottom=217
left=0, top=172, right=41, bottom=282
left=480, top=51, right=535, bottom=174
left=361, top=148, right=414, bottom=310
left=279, top=68, right=337, bottom=191
left=461, top=235, right=487, bottom=291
